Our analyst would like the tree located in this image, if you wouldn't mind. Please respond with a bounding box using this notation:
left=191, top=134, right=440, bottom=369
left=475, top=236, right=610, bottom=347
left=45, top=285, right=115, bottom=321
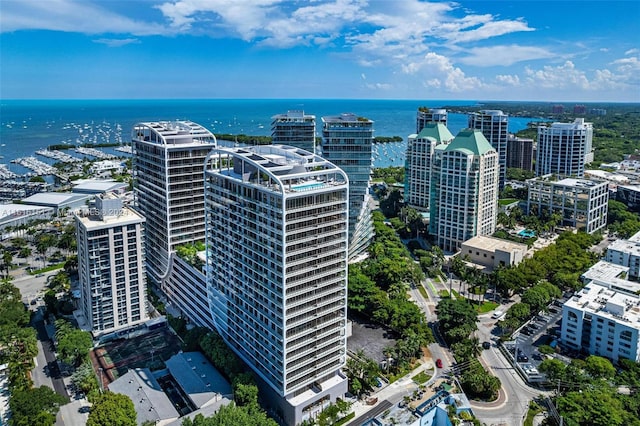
left=9, top=385, right=67, bottom=426
left=55, top=319, right=93, bottom=367
left=538, top=358, right=566, bottom=385
left=585, top=355, right=616, bottom=380
left=556, top=389, right=639, bottom=426
left=181, top=403, right=278, bottom=426
left=2, top=250, right=13, bottom=278
left=71, top=361, right=99, bottom=394
left=87, top=392, right=136, bottom=426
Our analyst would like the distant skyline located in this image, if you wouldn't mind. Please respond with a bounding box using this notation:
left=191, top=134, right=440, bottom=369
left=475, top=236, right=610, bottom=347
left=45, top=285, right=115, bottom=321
left=1, top=0, right=639, bottom=102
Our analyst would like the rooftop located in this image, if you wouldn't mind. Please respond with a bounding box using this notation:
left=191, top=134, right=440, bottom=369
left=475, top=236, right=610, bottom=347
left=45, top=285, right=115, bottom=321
left=132, top=120, right=217, bottom=147
left=414, top=122, right=454, bottom=143
left=462, top=235, right=528, bottom=253
left=75, top=204, right=144, bottom=229
left=108, top=368, right=179, bottom=424
left=22, top=192, right=92, bottom=208
left=444, top=129, right=495, bottom=156
left=72, top=179, right=128, bottom=194
left=206, top=144, right=348, bottom=195
left=565, top=283, right=640, bottom=326
left=165, top=351, right=232, bottom=409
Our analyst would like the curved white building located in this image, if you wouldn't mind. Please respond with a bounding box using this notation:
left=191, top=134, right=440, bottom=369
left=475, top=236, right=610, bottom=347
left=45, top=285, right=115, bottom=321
left=204, top=145, right=349, bottom=425
left=131, top=121, right=217, bottom=285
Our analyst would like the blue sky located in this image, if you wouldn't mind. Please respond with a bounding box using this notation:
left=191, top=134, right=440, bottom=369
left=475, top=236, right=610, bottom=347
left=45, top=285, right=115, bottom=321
left=1, top=0, right=639, bottom=102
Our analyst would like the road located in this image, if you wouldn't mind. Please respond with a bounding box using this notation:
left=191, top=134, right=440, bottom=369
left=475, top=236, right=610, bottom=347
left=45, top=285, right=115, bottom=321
left=418, top=276, right=543, bottom=426
left=31, top=307, right=68, bottom=399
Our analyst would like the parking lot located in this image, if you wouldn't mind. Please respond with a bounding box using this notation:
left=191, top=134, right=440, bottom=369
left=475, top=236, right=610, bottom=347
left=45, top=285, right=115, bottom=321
left=505, top=297, right=568, bottom=382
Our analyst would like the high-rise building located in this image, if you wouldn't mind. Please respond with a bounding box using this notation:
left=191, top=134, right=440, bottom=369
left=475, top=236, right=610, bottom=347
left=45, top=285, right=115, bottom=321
left=526, top=175, right=608, bottom=234
left=468, top=110, right=508, bottom=189
left=506, top=134, right=534, bottom=171
left=404, top=122, right=454, bottom=211
left=416, top=107, right=447, bottom=133
left=429, top=129, right=499, bottom=253
left=75, top=194, right=148, bottom=335
left=271, top=110, right=316, bottom=153
left=536, top=118, right=593, bottom=178
left=204, top=145, right=349, bottom=425
left=320, top=113, right=374, bottom=260
left=131, top=121, right=216, bottom=286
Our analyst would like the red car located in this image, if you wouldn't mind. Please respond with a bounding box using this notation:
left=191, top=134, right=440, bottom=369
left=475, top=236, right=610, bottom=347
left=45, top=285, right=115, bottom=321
left=435, top=358, right=443, bottom=368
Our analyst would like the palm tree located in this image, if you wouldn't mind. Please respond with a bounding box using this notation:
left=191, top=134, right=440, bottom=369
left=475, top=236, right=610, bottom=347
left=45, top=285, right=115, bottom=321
left=2, top=250, right=12, bottom=278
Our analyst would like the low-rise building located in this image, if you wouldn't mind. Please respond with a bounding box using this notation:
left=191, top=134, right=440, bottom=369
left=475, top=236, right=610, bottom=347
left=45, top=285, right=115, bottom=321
left=108, top=368, right=180, bottom=426
left=561, top=283, right=640, bottom=362
left=460, top=235, right=528, bottom=270
left=526, top=175, right=608, bottom=234
left=605, top=231, right=640, bottom=279
left=22, top=192, right=93, bottom=215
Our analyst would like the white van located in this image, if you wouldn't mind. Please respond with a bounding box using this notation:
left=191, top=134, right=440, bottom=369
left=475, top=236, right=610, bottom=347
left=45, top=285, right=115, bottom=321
left=491, top=309, right=505, bottom=319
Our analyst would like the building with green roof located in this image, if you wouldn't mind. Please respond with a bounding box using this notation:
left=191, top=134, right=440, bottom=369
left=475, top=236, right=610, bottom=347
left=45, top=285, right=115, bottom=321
left=429, top=129, right=499, bottom=253
left=404, top=123, right=454, bottom=211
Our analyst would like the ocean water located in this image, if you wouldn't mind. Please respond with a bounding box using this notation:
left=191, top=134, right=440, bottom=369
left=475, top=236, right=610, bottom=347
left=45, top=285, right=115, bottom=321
left=0, top=99, right=539, bottom=172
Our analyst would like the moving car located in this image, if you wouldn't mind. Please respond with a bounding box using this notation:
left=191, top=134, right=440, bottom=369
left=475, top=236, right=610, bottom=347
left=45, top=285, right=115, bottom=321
left=436, top=358, right=443, bottom=368
left=482, top=341, right=491, bottom=350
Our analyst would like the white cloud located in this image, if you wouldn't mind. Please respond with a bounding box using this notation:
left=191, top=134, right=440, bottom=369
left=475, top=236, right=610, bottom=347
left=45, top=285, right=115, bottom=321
left=524, top=61, right=590, bottom=89
left=460, top=45, right=554, bottom=67
left=418, top=52, right=484, bottom=92
left=1, top=0, right=166, bottom=35
left=495, top=74, right=521, bottom=86
left=625, top=48, right=639, bottom=55
left=364, top=82, right=392, bottom=91
left=442, top=19, right=534, bottom=44
left=93, top=38, right=140, bottom=47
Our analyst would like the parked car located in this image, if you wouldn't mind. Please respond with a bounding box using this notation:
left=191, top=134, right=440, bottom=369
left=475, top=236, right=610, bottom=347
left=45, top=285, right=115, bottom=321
left=482, top=341, right=491, bottom=350
left=436, top=359, right=443, bottom=368
left=517, top=354, right=529, bottom=362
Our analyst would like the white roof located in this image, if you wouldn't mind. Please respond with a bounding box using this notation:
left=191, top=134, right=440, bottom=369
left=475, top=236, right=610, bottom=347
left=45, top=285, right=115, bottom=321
left=0, top=203, right=53, bottom=218
left=21, top=192, right=92, bottom=207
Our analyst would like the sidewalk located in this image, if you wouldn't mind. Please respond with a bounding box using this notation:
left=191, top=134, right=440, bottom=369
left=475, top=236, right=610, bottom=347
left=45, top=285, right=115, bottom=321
left=347, top=356, right=438, bottom=422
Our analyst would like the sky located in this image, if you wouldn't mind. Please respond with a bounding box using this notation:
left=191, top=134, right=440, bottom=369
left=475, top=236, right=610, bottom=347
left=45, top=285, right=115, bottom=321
left=1, top=0, right=639, bottom=102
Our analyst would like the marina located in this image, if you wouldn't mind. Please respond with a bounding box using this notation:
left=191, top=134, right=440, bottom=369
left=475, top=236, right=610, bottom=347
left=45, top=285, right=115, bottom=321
left=75, top=147, right=117, bottom=160
left=0, top=165, right=18, bottom=180
left=36, top=149, right=82, bottom=163
left=10, top=156, right=57, bottom=175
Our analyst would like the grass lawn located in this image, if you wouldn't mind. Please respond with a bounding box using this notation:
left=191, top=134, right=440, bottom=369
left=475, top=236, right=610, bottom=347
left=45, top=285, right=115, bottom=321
left=476, top=301, right=499, bottom=313
left=524, top=402, right=544, bottom=426
left=417, top=284, right=428, bottom=299
left=412, top=371, right=431, bottom=384
left=438, top=289, right=450, bottom=298
left=30, top=262, right=65, bottom=274
left=498, top=198, right=519, bottom=206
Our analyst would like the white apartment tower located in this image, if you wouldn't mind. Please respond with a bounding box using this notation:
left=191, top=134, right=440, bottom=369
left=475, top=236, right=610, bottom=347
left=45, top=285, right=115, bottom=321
left=536, top=118, right=593, bottom=178
left=416, top=107, right=448, bottom=133
left=75, top=194, right=148, bottom=335
left=131, top=121, right=216, bottom=285
left=468, top=110, right=508, bottom=190
left=204, top=145, right=349, bottom=425
left=271, top=110, right=316, bottom=154
left=404, top=122, right=454, bottom=211
left=321, top=113, right=374, bottom=260
left=429, top=129, right=499, bottom=253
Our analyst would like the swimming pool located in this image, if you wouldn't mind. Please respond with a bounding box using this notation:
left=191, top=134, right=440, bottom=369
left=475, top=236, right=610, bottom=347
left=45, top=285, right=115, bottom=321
left=518, top=229, right=536, bottom=238
left=291, top=182, right=326, bottom=191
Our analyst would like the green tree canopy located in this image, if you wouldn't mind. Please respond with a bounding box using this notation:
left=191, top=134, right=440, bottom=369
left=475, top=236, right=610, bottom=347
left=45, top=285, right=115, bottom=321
left=9, top=385, right=67, bottom=426
left=87, top=392, right=137, bottom=426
